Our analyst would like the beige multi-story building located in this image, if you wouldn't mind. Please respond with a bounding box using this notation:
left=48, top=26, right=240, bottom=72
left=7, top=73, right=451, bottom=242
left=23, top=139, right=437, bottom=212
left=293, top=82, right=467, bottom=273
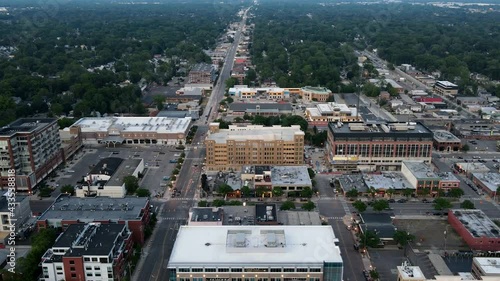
left=0, top=118, right=63, bottom=192
left=434, top=81, right=458, bottom=96
left=205, top=124, right=304, bottom=171
left=299, top=86, right=332, bottom=102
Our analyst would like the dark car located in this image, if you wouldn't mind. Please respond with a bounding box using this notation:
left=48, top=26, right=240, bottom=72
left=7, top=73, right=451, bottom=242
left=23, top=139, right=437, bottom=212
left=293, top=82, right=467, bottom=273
left=422, top=199, right=430, bottom=203
left=397, top=199, right=407, bottom=203
left=388, top=199, right=396, bottom=203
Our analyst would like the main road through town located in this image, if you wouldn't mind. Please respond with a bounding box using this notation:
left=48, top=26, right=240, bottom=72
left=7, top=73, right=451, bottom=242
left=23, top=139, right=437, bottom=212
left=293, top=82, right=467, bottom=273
left=134, top=7, right=251, bottom=281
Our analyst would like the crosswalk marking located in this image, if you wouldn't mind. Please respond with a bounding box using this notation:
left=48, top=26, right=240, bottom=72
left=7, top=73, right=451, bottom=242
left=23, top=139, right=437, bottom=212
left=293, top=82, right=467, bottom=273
left=324, top=217, right=344, bottom=220
left=168, top=197, right=197, bottom=201
left=160, top=217, right=188, bottom=221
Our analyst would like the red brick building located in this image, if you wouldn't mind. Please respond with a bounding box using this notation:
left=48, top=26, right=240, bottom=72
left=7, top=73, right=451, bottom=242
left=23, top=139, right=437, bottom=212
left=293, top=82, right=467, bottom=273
left=36, top=196, right=151, bottom=245
left=448, top=209, right=500, bottom=251
left=40, top=223, right=134, bottom=281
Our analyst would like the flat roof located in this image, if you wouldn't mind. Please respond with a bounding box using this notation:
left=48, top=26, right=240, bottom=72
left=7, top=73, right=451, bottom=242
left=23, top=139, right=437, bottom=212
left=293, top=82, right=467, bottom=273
left=306, top=102, right=356, bottom=117
left=168, top=226, right=342, bottom=267
left=207, top=125, right=304, bottom=143
left=437, top=172, right=459, bottom=182
left=107, top=158, right=142, bottom=186
left=403, top=161, right=440, bottom=179
left=0, top=191, right=28, bottom=212
left=364, top=173, right=414, bottom=190
left=472, top=172, right=500, bottom=192
left=221, top=206, right=256, bottom=226
left=339, top=174, right=368, bottom=193
left=277, top=211, right=322, bottom=225
left=190, top=207, right=224, bottom=223
left=360, top=212, right=396, bottom=239
left=397, top=265, right=425, bottom=280
left=177, top=87, right=203, bottom=96
left=451, top=209, right=500, bottom=238
left=270, top=166, right=312, bottom=186
left=436, top=81, right=458, bottom=88
left=433, top=130, right=461, bottom=143
left=456, top=162, right=490, bottom=172
left=190, top=63, right=213, bottom=73
left=38, top=196, right=148, bottom=222
left=329, top=121, right=432, bottom=137
left=72, top=117, right=191, bottom=134
left=0, top=118, right=57, bottom=137
left=473, top=257, right=500, bottom=275
left=229, top=103, right=293, bottom=112
left=301, top=86, right=332, bottom=94
left=89, top=157, right=123, bottom=176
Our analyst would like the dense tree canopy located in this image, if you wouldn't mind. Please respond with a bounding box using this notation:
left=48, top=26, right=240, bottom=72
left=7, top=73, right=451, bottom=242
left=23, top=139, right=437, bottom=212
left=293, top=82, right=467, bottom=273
left=0, top=1, right=244, bottom=126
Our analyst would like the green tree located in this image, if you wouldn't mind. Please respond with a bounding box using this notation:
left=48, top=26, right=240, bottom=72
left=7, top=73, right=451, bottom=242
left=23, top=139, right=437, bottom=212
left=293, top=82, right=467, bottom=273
left=393, top=230, right=415, bottom=246
left=153, top=95, right=165, bottom=111
left=255, top=186, right=268, bottom=197
left=372, top=199, right=390, bottom=212
left=241, top=186, right=251, bottom=197
left=352, top=200, right=367, bottom=213
left=198, top=200, right=208, bottom=207
left=448, top=188, right=465, bottom=198
left=346, top=189, right=359, bottom=198
left=172, top=168, right=180, bottom=175
left=301, top=187, right=314, bottom=198
left=135, top=188, right=151, bottom=197
left=307, top=168, right=316, bottom=179
left=225, top=77, right=239, bottom=89
left=433, top=198, right=452, bottom=210
left=280, top=200, right=296, bottom=210
left=359, top=230, right=381, bottom=248
left=123, top=175, right=139, bottom=194
left=16, top=228, right=57, bottom=280
left=460, top=199, right=475, bottom=209
left=57, top=117, right=75, bottom=129
left=402, top=188, right=414, bottom=198
left=217, top=184, right=233, bottom=196
left=386, top=188, right=395, bottom=198
left=272, top=186, right=284, bottom=197
left=369, top=270, right=380, bottom=280
left=212, top=199, right=225, bottom=207
left=302, top=201, right=316, bottom=211
left=461, top=144, right=470, bottom=152
left=60, top=184, right=75, bottom=195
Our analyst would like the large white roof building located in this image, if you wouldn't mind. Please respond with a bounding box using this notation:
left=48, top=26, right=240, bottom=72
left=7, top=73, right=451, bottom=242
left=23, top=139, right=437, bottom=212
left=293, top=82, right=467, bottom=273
left=71, top=116, right=191, bottom=145
left=167, top=226, right=343, bottom=281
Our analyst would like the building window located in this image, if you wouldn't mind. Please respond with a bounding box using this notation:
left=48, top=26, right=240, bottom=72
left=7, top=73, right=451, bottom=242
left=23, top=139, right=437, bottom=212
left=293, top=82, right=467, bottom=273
left=309, top=268, right=321, bottom=272
left=71, top=273, right=76, bottom=278
left=283, top=268, right=294, bottom=272
left=297, top=268, right=308, bottom=272
left=270, top=268, right=281, bottom=272
left=69, top=261, right=75, bottom=265
left=178, top=268, right=190, bottom=272
left=205, top=268, right=216, bottom=272
left=192, top=268, right=203, bottom=272
left=86, top=266, right=92, bottom=270
left=84, top=257, right=90, bottom=262
left=218, top=268, right=230, bottom=272
left=70, top=267, right=75, bottom=271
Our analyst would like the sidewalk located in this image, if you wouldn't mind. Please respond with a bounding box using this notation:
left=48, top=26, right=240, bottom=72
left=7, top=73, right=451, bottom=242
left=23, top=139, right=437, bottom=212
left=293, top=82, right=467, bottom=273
left=342, top=215, right=374, bottom=272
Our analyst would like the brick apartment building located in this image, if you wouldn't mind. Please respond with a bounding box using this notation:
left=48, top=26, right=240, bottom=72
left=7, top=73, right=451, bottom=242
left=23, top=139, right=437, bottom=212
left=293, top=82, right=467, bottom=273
left=326, top=122, right=433, bottom=172
left=448, top=209, right=500, bottom=251
left=205, top=123, right=304, bottom=171
left=40, top=223, right=134, bottom=281
left=0, top=118, right=63, bottom=192
left=36, top=196, right=151, bottom=245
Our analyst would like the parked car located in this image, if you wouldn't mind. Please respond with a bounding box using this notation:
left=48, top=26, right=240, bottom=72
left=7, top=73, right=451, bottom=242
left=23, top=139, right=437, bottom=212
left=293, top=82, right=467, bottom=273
left=388, top=199, right=396, bottom=203
left=397, top=199, right=407, bottom=203
left=422, top=199, right=430, bottom=203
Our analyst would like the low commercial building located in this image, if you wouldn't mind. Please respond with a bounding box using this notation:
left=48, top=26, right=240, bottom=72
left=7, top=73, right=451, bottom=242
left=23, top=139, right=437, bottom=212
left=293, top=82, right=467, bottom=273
left=438, top=172, right=460, bottom=190
left=448, top=209, right=500, bottom=251
left=326, top=122, right=433, bottom=172
left=241, top=165, right=312, bottom=195
left=359, top=213, right=396, bottom=244
left=188, top=63, right=215, bottom=84
left=401, top=161, right=441, bottom=192
left=363, top=173, right=414, bottom=193
left=39, top=223, right=133, bottom=281
left=305, top=103, right=360, bottom=128
left=432, top=130, right=462, bottom=152
left=71, top=116, right=192, bottom=146
left=0, top=118, right=64, bottom=192
left=472, top=257, right=500, bottom=279
left=228, top=86, right=290, bottom=100
left=471, top=172, right=500, bottom=198
left=451, top=119, right=500, bottom=140
left=0, top=191, right=31, bottom=244
left=434, top=81, right=458, bottom=96
left=397, top=263, right=499, bottom=281
left=205, top=124, right=304, bottom=171
left=36, top=196, right=151, bottom=245
left=228, top=103, right=293, bottom=116
left=299, top=86, right=332, bottom=102
left=167, top=226, right=344, bottom=281
left=77, top=157, right=144, bottom=198
left=453, top=162, right=490, bottom=176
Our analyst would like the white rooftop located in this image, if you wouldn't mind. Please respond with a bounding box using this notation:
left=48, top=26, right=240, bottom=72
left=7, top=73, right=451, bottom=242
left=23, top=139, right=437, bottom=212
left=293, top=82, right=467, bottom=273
left=307, top=102, right=356, bottom=117
left=472, top=172, right=500, bottom=192
left=433, top=130, right=461, bottom=143
left=473, top=257, right=500, bottom=275
left=270, top=166, right=312, bottom=186
left=73, top=117, right=191, bottom=134
left=364, top=173, right=414, bottom=190
left=168, top=226, right=342, bottom=267
left=437, top=81, right=458, bottom=87
left=207, top=125, right=304, bottom=143
left=397, top=265, right=425, bottom=280
left=403, top=161, right=440, bottom=179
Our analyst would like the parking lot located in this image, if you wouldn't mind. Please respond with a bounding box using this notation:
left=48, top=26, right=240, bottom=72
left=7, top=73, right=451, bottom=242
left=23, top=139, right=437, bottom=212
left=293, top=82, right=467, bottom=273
left=50, top=144, right=185, bottom=198
left=393, top=219, right=468, bottom=252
